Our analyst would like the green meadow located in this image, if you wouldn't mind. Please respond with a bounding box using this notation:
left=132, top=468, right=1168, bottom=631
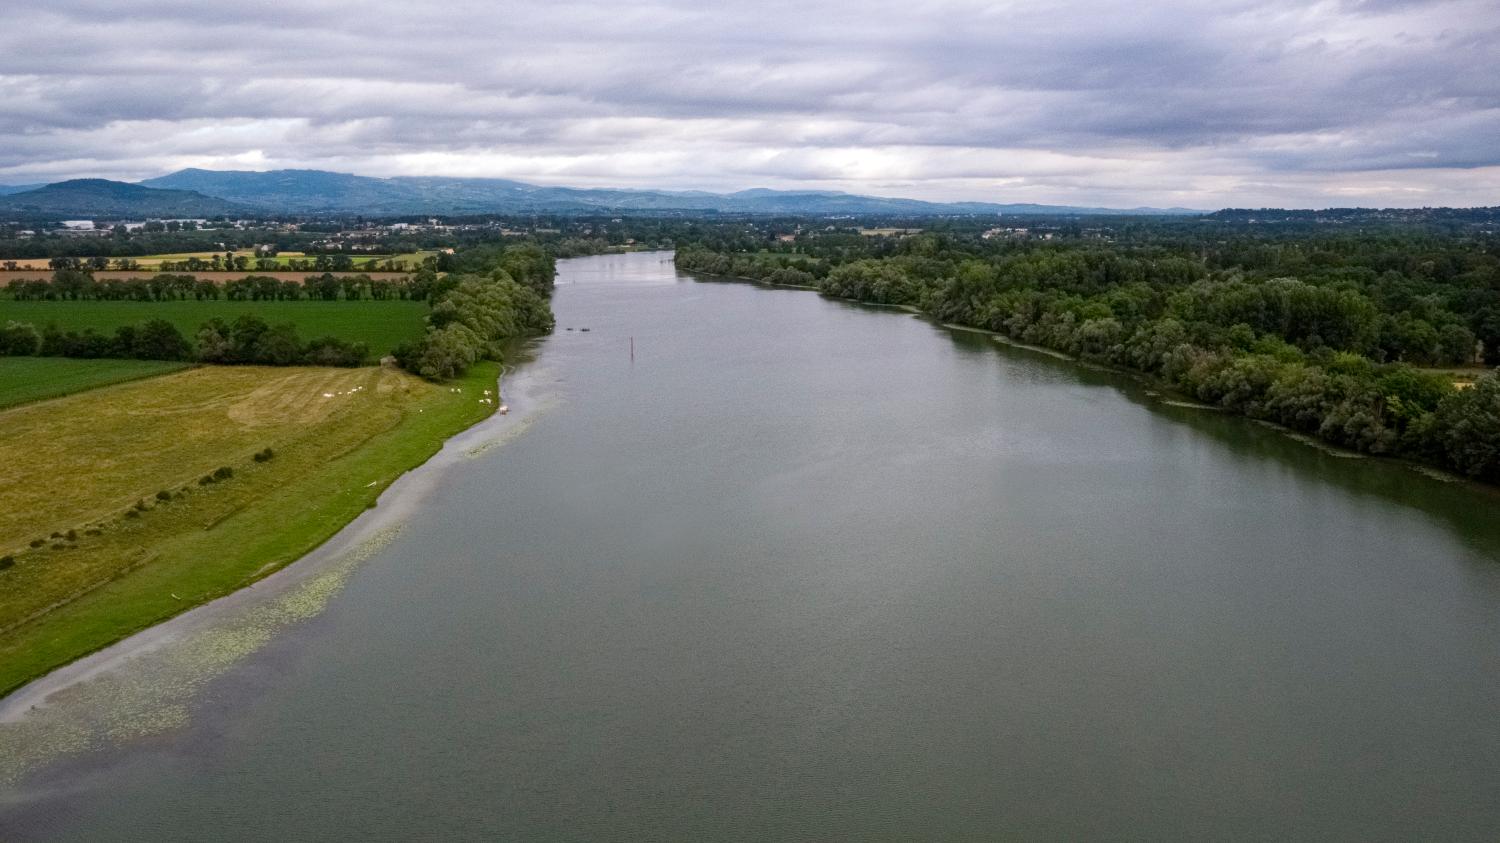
left=0, top=357, right=192, bottom=410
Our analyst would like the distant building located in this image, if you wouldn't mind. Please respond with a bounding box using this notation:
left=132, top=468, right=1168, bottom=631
left=982, top=227, right=1029, bottom=239
left=61, top=220, right=95, bottom=231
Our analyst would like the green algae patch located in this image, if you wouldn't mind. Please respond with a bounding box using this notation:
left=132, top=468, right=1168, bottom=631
left=0, top=527, right=399, bottom=785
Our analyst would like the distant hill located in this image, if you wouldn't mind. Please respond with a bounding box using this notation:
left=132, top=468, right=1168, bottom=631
left=142, top=169, right=433, bottom=215
left=142, top=168, right=1202, bottom=217
left=1204, top=207, right=1500, bottom=224
left=0, top=179, right=242, bottom=218
left=0, top=183, right=44, bottom=196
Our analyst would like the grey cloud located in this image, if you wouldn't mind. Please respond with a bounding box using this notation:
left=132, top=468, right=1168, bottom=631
left=0, top=0, right=1497, bottom=206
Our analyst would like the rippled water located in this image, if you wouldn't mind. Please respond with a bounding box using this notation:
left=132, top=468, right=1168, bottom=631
left=3, top=252, right=1499, bottom=840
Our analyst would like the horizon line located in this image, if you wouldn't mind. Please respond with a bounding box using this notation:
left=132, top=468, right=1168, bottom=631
left=6, top=169, right=1500, bottom=213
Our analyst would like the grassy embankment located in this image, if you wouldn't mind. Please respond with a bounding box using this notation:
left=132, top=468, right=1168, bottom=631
left=0, top=300, right=428, bottom=357
left=0, top=361, right=499, bottom=696
left=0, top=357, right=192, bottom=410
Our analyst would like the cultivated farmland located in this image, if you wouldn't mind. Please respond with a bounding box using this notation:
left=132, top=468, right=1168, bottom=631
left=0, top=270, right=414, bottom=283
left=0, top=250, right=437, bottom=273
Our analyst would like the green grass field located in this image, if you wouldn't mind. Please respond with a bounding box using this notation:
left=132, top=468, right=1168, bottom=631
left=0, top=358, right=191, bottom=410
left=0, top=361, right=500, bottom=696
left=0, top=300, right=429, bottom=356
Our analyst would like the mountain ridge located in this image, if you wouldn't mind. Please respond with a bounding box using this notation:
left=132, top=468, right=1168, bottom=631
left=0, top=179, right=244, bottom=218
left=10, top=171, right=1492, bottom=220
left=141, top=168, right=1204, bottom=216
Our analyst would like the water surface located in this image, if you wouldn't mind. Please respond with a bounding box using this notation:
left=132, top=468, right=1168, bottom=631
left=3, top=251, right=1499, bottom=840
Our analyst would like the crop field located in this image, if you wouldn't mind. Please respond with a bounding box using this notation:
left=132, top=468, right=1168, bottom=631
left=0, top=250, right=436, bottom=272
left=0, top=358, right=191, bottom=409
left=387, top=250, right=439, bottom=266
left=0, top=270, right=416, bottom=283
left=0, top=361, right=500, bottom=693
left=124, top=250, right=311, bottom=267
left=126, top=251, right=430, bottom=270
left=0, top=299, right=429, bottom=356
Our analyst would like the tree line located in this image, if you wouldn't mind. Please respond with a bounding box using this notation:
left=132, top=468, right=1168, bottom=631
left=0, top=316, right=368, bottom=367
left=7, top=269, right=451, bottom=302
left=676, top=237, right=1500, bottom=483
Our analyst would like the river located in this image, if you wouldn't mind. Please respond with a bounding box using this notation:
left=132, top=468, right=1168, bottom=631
left=2, top=251, right=1499, bottom=840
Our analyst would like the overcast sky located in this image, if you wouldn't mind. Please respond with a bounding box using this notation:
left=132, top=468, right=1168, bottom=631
left=0, top=0, right=1496, bottom=208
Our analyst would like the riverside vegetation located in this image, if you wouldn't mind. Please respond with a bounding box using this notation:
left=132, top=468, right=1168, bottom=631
left=676, top=230, right=1500, bottom=483
left=0, top=243, right=555, bottom=695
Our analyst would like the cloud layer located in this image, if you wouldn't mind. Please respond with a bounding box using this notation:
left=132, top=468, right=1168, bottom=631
left=1, top=0, right=1497, bottom=207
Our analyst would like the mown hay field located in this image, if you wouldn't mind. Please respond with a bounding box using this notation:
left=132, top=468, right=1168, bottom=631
left=0, top=357, right=191, bottom=409
left=0, top=299, right=429, bottom=356
left=0, top=361, right=500, bottom=693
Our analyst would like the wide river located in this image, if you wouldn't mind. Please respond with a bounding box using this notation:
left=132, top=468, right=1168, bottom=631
left=3, top=251, right=1500, bottom=840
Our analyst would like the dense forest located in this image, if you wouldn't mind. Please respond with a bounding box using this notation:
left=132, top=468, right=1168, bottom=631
left=391, top=273, right=553, bottom=379
left=676, top=226, right=1500, bottom=482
